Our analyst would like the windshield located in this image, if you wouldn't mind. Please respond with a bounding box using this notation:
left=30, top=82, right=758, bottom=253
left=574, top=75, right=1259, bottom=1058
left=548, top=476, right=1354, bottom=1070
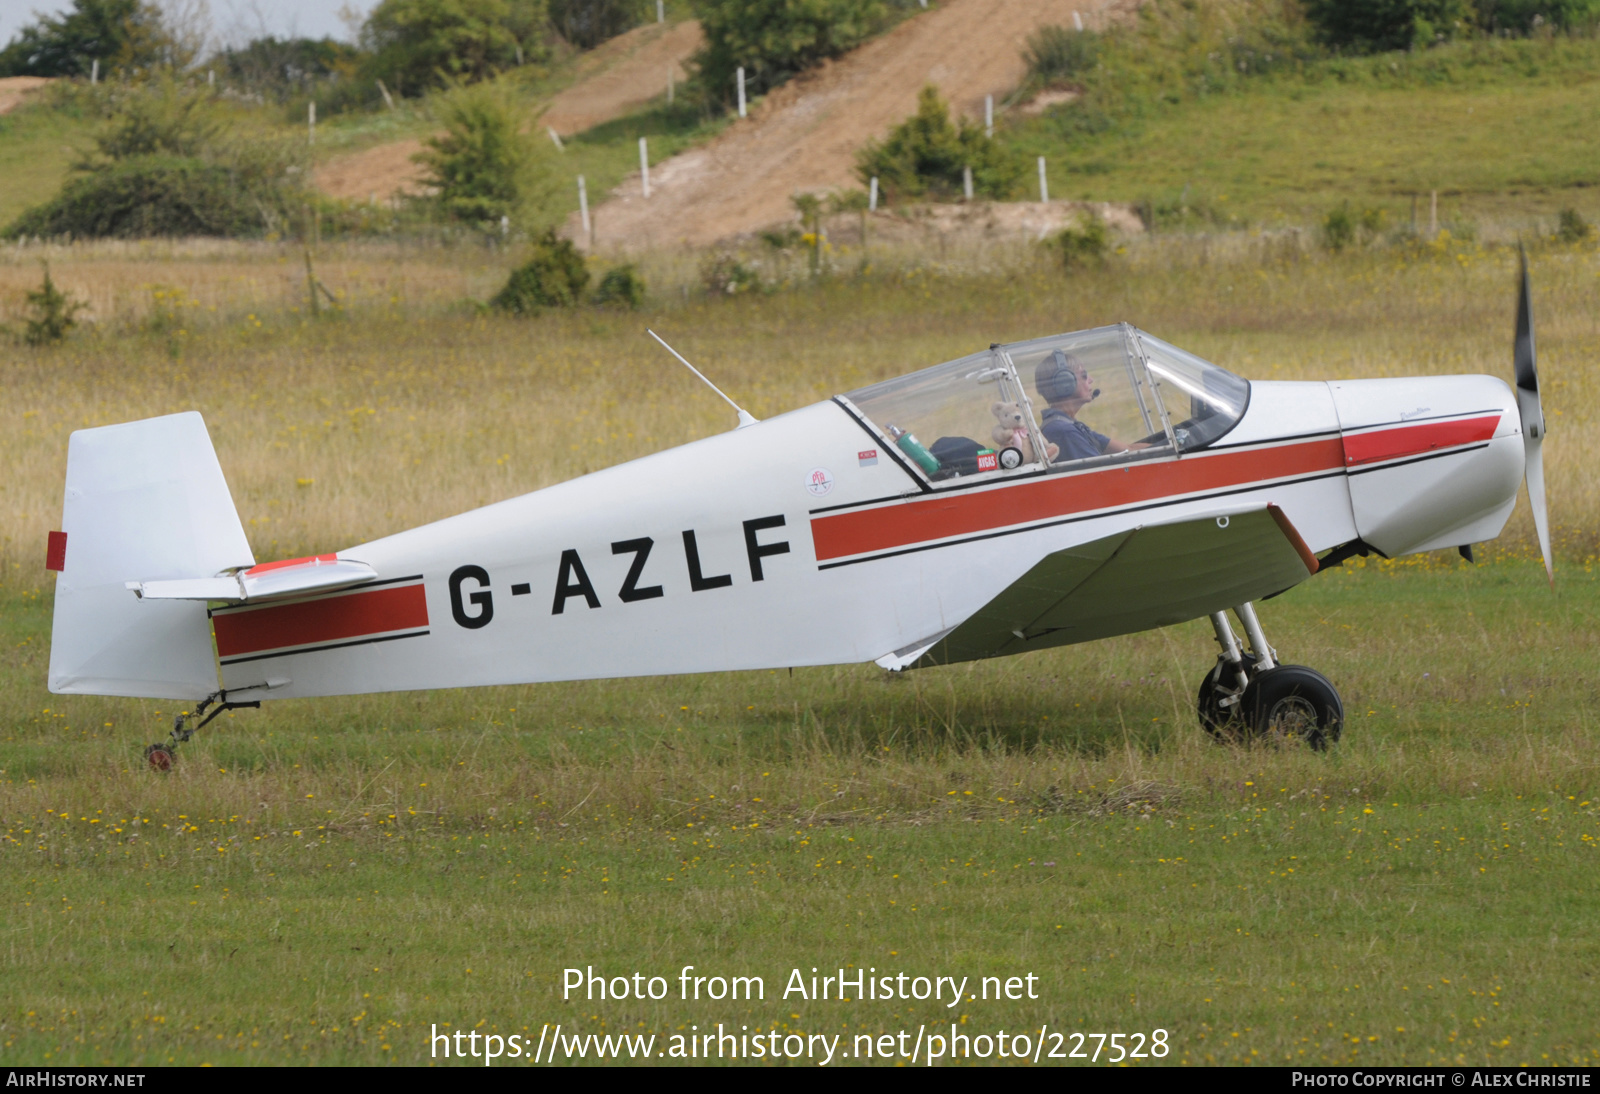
left=840, top=324, right=1248, bottom=485
left=1132, top=331, right=1251, bottom=451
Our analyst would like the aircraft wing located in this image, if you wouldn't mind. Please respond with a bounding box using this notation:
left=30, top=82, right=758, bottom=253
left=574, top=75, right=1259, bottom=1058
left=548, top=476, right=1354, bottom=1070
left=888, top=505, right=1318, bottom=669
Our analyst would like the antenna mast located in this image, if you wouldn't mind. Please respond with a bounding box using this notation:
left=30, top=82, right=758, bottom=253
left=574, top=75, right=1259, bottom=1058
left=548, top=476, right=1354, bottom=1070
left=647, top=330, right=759, bottom=428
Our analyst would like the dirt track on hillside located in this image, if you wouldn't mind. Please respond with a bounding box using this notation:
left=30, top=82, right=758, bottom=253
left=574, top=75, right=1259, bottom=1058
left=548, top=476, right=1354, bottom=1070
left=313, top=21, right=704, bottom=204
left=580, top=0, right=1133, bottom=251
left=0, top=76, right=52, bottom=115
left=540, top=20, right=703, bottom=136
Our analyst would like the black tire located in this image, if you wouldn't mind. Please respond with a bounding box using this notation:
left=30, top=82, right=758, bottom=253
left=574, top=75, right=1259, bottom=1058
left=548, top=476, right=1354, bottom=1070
left=1240, top=665, right=1343, bottom=751
left=1197, top=653, right=1259, bottom=738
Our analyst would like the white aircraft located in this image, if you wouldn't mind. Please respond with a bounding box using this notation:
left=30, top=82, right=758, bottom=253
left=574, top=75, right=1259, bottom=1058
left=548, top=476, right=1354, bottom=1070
left=46, top=261, right=1550, bottom=767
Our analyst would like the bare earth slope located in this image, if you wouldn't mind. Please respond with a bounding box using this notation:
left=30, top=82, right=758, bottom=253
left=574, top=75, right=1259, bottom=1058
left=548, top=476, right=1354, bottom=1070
left=582, top=0, right=1125, bottom=250
left=313, top=21, right=704, bottom=204
left=0, top=76, right=52, bottom=115
left=540, top=20, right=703, bottom=136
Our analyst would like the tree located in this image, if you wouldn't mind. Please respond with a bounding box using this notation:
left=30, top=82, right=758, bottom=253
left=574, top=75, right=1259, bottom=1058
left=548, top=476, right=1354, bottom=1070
left=690, top=0, right=888, bottom=104
left=413, top=82, right=537, bottom=225
left=549, top=0, right=646, bottom=49
left=362, top=0, right=546, bottom=95
left=855, top=86, right=1023, bottom=203
left=1303, top=0, right=1472, bottom=52
left=0, top=0, right=169, bottom=77
left=219, top=36, right=365, bottom=97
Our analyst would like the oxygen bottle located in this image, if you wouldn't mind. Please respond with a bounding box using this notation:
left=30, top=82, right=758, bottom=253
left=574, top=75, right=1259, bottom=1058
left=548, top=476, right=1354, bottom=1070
left=886, top=424, right=940, bottom=475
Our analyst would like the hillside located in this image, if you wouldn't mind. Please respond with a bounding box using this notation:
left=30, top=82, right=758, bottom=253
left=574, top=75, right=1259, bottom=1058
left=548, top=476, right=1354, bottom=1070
left=577, top=0, right=1125, bottom=250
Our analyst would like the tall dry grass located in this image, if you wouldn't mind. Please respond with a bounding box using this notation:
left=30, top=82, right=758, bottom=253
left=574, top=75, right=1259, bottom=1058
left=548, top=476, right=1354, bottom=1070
left=3, top=229, right=1595, bottom=588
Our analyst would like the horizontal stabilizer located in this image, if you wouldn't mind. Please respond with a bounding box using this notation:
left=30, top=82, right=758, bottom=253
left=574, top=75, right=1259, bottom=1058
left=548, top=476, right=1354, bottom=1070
left=127, top=555, right=378, bottom=604
left=905, top=504, right=1316, bottom=669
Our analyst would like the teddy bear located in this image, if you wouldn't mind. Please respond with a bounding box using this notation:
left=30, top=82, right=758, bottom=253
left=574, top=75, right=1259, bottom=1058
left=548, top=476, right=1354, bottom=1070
left=990, top=401, right=1059, bottom=463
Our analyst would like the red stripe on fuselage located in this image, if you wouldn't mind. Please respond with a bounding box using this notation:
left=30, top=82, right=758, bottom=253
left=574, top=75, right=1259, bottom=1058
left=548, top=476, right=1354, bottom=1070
left=810, top=437, right=1348, bottom=562
left=1341, top=415, right=1500, bottom=466
left=213, top=583, right=428, bottom=657
left=245, top=553, right=338, bottom=575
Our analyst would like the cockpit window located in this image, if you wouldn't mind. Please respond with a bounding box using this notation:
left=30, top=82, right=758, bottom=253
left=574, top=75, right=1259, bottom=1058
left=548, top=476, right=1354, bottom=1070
left=1131, top=331, right=1251, bottom=452
left=839, top=324, right=1249, bottom=485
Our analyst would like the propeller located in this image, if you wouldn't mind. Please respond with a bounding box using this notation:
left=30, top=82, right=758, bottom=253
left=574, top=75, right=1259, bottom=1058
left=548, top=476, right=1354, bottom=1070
left=1513, top=247, right=1553, bottom=585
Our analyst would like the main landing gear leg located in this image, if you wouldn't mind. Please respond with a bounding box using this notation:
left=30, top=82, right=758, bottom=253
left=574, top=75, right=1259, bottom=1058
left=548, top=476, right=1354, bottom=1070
left=1196, top=602, right=1343, bottom=750
left=144, top=691, right=260, bottom=771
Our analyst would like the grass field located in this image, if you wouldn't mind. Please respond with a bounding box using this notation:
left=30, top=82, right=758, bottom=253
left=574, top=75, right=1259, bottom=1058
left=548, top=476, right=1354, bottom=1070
left=2, top=234, right=1599, bottom=1065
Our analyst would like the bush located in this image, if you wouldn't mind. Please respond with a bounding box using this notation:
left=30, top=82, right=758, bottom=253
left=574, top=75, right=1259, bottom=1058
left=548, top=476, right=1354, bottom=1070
left=593, top=264, right=645, bottom=307
left=492, top=230, right=589, bottom=311
left=1023, top=24, right=1102, bottom=87
left=1322, top=203, right=1388, bottom=250
left=550, top=0, right=647, bottom=49
left=362, top=0, right=546, bottom=96
left=700, top=253, right=760, bottom=295
left=1557, top=208, right=1591, bottom=244
left=855, top=86, right=1023, bottom=203
left=1051, top=212, right=1108, bottom=270
left=21, top=264, right=86, bottom=345
left=690, top=0, right=889, bottom=104
left=1474, top=0, right=1600, bottom=31
left=413, top=82, right=539, bottom=226
left=4, top=156, right=265, bottom=239
left=1304, top=0, right=1473, bottom=52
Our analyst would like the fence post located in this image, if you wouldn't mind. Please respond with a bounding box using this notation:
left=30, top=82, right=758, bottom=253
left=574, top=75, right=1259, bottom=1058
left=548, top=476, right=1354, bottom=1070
left=548, top=127, right=564, bottom=152
left=869, top=177, right=879, bottom=212
left=657, top=0, right=664, bottom=22
left=985, top=94, right=994, bottom=138
left=90, top=58, right=98, bottom=85
left=308, top=101, right=316, bottom=144
left=377, top=79, right=395, bottom=110
left=667, top=65, right=674, bottom=105
left=1038, top=157, right=1048, bottom=203
left=963, top=166, right=973, bottom=201
left=640, top=138, right=651, bottom=198
left=1074, top=11, right=1084, bottom=30
left=737, top=67, right=746, bottom=118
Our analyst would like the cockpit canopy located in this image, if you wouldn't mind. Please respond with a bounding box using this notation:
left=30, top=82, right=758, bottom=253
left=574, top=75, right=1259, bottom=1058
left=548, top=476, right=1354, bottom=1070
left=840, top=324, right=1249, bottom=485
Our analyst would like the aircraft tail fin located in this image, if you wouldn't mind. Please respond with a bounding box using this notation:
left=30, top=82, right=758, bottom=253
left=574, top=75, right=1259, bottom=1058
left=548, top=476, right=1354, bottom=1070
left=48, top=412, right=256, bottom=699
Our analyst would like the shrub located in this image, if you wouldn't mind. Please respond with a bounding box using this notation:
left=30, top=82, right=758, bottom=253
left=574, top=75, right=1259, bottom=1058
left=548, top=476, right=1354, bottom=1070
left=1323, top=204, right=1356, bottom=250
left=1557, top=208, right=1591, bottom=244
left=1304, top=0, right=1472, bottom=52
left=22, top=264, right=86, bottom=345
left=362, top=0, right=546, bottom=96
left=492, top=230, right=589, bottom=311
left=690, top=0, right=889, bottom=104
left=700, top=253, right=760, bottom=295
left=1023, top=24, right=1102, bottom=87
left=3, top=156, right=264, bottom=239
left=413, top=82, right=538, bottom=226
left=1051, top=212, right=1108, bottom=270
left=855, top=86, right=1023, bottom=203
left=593, top=264, right=645, bottom=307
left=1474, top=0, right=1600, bottom=31
left=550, top=0, right=647, bottom=49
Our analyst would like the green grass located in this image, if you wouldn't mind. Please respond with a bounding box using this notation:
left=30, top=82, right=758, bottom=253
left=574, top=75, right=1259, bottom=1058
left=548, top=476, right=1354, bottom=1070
left=4, top=555, right=1598, bottom=1066
left=0, top=97, right=85, bottom=229
left=1007, top=34, right=1600, bottom=228
left=4, top=225, right=1600, bottom=1065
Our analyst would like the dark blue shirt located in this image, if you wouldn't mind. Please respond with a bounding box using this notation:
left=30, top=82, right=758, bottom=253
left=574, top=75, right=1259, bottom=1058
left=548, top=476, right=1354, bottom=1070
left=1040, top=407, right=1109, bottom=462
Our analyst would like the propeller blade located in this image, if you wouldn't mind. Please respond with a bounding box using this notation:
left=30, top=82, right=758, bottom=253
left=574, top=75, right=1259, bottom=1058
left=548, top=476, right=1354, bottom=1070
left=1514, top=247, right=1553, bottom=585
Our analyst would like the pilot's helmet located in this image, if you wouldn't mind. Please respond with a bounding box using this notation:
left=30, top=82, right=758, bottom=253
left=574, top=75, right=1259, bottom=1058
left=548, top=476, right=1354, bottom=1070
left=1035, top=349, right=1084, bottom=403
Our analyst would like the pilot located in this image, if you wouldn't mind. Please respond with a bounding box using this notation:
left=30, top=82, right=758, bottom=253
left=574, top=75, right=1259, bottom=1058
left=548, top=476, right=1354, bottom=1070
left=1034, top=350, right=1148, bottom=462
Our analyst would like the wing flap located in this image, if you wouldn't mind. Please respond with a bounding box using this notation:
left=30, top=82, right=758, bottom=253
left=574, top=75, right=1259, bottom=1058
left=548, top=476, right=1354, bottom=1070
left=913, top=505, right=1316, bottom=668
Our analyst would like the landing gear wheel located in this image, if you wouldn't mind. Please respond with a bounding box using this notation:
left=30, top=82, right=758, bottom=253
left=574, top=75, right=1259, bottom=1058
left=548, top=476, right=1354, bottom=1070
left=1197, top=653, right=1260, bottom=738
left=1241, top=665, right=1343, bottom=751
left=145, top=744, right=174, bottom=772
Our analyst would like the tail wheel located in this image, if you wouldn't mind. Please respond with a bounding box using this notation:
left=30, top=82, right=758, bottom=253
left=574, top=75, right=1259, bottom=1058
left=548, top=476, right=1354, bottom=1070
left=1241, top=665, right=1343, bottom=751
left=145, top=744, right=174, bottom=772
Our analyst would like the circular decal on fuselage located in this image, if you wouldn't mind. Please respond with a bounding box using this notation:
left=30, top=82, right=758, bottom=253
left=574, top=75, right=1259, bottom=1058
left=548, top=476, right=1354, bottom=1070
left=805, top=467, right=835, bottom=497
